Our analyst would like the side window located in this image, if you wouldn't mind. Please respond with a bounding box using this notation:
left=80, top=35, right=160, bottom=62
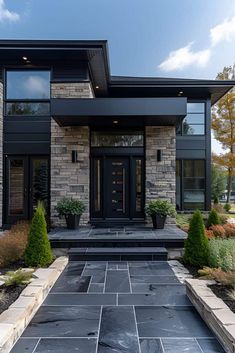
left=5, top=70, right=50, bottom=116
left=177, top=102, right=205, bottom=135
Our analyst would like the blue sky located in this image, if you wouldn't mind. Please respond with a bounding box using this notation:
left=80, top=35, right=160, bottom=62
left=1, top=0, right=235, bottom=152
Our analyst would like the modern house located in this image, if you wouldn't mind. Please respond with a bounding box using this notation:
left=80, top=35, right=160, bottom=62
left=0, top=40, right=234, bottom=228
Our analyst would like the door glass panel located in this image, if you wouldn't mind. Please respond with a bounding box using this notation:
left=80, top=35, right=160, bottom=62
left=91, top=131, right=144, bottom=147
left=32, top=159, right=49, bottom=213
left=94, top=159, right=101, bottom=212
left=9, top=159, right=24, bottom=215
left=135, top=159, right=142, bottom=212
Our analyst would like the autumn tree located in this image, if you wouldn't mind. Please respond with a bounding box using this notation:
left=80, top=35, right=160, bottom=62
left=211, top=164, right=227, bottom=201
left=212, top=65, right=235, bottom=202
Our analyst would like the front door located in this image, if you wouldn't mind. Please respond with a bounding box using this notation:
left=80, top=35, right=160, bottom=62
left=4, top=155, right=49, bottom=225
left=106, top=157, right=130, bottom=218
left=91, top=155, right=145, bottom=221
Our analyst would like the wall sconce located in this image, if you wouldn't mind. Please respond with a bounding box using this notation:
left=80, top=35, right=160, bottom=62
left=72, top=150, right=78, bottom=163
left=157, top=149, right=162, bottom=162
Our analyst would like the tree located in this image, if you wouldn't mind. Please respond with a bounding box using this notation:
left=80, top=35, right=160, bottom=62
left=24, top=202, right=53, bottom=267
left=183, top=210, right=209, bottom=267
left=211, top=164, right=227, bottom=201
left=207, top=208, right=221, bottom=228
left=212, top=65, right=235, bottom=202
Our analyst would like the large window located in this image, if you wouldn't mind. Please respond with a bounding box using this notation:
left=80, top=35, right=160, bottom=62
left=5, top=70, right=50, bottom=116
left=91, top=131, right=144, bottom=147
left=176, top=159, right=206, bottom=210
left=177, top=102, right=205, bottom=135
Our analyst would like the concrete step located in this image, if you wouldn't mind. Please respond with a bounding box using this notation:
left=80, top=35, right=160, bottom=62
left=68, top=247, right=168, bottom=261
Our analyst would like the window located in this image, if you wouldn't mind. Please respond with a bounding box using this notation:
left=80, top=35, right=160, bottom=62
left=5, top=70, right=50, bottom=116
left=91, top=131, right=144, bottom=147
left=176, top=159, right=206, bottom=210
left=177, top=102, right=205, bottom=135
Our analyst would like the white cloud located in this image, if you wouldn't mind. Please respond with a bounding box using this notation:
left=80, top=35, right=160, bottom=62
left=158, top=42, right=211, bottom=72
left=0, top=0, right=20, bottom=23
left=210, top=16, right=235, bottom=47
left=23, top=76, right=49, bottom=98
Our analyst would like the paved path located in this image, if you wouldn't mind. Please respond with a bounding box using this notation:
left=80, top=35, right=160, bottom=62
left=11, top=261, right=224, bottom=353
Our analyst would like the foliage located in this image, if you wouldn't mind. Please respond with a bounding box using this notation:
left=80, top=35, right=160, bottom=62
left=24, top=203, right=53, bottom=267
left=4, top=269, right=34, bottom=287
left=176, top=213, right=191, bottom=232
left=219, top=213, right=229, bottom=225
left=145, top=200, right=176, bottom=217
left=56, top=198, right=86, bottom=216
left=199, top=266, right=235, bottom=287
left=224, top=224, right=235, bottom=238
left=0, top=221, right=30, bottom=268
left=224, top=203, right=232, bottom=212
left=213, top=203, right=225, bottom=213
left=208, top=238, right=235, bottom=271
left=183, top=210, right=209, bottom=267
left=210, top=225, right=226, bottom=238
left=212, top=65, right=235, bottom=202
left=207, top=209, right=221, bottom=228
left=211, top=164, right=227, bottom=201
left=205, top=230, right=214, bottom=239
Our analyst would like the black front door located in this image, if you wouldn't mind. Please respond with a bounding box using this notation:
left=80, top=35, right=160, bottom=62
left=91, top=155, right=145, bottom=221
left=4, top=155, right=49, bottom=225
left=106, top=157, right=130, bottom=218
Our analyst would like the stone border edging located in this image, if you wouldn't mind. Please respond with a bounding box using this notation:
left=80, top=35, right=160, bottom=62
left=0, top=256, right=68, bottom=353
left=186, top=278, right=235, bottom=353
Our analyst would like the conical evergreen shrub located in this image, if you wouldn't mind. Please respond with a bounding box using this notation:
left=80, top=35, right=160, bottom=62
left=207, top=208, right=220, bottom=229
left=24, top=202, right=53, bottom=267
left=183, top=210, right=209, bottom=267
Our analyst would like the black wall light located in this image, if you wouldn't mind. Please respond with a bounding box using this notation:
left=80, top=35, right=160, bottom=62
left=157, top=149, right=162, bottom=162
left=72, top=150, right=78, bottom=163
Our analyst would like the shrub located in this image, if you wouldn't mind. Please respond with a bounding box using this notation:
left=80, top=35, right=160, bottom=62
left=224, top=224, right=235, bottom=238
left=210, top=225, right=226, bottom=238
left=199, top=267, right=235, bottom=287
left=56, top=198, right=86, bottom=217
left=0, top=221, right=30, bottom=268
left=205, top=230, right=214, bottom=239
left=183, top=210, right=209, bottom=267
left=213, top=196, right=219, bottom=204
left=207, top=209, right=220, bottom=228
left=219, top=214, right=229, bottom=225
left=4, top=269, right=34, bottom=287
left=145, top=200, right=176, bottom=217
left=24, top=202, right=53, bottom=267
left=213, top=203, right=224, bottom=213
left=208, top=238, right=235, bottom=271
left=224, top=203, right=232, bottom=213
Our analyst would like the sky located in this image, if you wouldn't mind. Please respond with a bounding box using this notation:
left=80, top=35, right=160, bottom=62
left=1, top=0, right=235, bottom=153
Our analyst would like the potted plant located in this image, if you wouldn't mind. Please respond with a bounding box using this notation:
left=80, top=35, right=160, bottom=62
left=56, top=198, right=86, bottom=229
left=145, top=200, right=176, bottom=229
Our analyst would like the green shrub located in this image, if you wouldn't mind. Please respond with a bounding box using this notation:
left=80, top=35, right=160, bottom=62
left=213, top=196, right=219, bottom=204
left=183, top=210, right=209, bottom=267
left=208, top=238, right=235, bottom=271
left=145, top=200, right=176, bottom=217
left=224, top=203, right=232, bottom=213
left=4, top=269, right=34, bottom=287
left=56, top=197, right=86, bottom=217
left=207, top=209, right=221, bottom=228
left=24, top=202, right=53, bottom=267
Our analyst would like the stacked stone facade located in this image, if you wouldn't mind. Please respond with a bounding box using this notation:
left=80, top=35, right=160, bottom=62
left=0, top=82, right=2, bottom=227
left=145, top=126, right=176, bottom=221
left=51, top=82, right=93, bottom=226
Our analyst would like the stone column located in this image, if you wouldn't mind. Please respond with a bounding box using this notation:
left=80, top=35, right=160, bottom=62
left=0, top=82, right=3, bottom=228
left=145, top=126, right=176, bottom=222
left=51, top=82, right=94, bottom=226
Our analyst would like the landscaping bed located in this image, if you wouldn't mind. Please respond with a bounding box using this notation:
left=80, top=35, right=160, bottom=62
left=209, top=284, right=235, bottom=314
left=0, top=284, right=26, bottom=315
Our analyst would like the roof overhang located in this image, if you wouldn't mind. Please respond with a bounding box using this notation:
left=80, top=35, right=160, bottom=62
left=51, top=97, right=187, bottom=127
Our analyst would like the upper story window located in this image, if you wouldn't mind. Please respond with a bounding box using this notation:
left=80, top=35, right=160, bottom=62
left=5, top=70, right=50, bottom=116
left=177, top=102, right=205, bottom=135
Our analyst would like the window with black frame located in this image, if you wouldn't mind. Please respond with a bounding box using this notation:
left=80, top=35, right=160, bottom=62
left=5, top=70, right=50, bottom=116
left=177, top=102, right=205, bottom=135
left=183, top=160, right=205, bottom=210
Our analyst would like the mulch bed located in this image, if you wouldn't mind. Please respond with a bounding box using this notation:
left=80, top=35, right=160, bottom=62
left=179, top=260, right=200, bottom=278
left=209, top=284, right=235, bottom=314
left=0, top=284, right=26, bottom=315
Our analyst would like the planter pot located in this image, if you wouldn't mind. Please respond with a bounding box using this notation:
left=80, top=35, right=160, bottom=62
left=65, top=214, right=81, bottom=229
left=151, top=214, right=166, bottom=229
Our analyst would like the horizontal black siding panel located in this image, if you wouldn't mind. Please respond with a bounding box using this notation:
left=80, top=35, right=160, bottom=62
left=4, top=142, right=50, bottom=155
left=4, top=133, right=50, bottom=142
left=52, top=64, right=89, bottom=82
left=176, top=149, right=206, bottom=159
left=4, top=120, right=51, bottom=134
left=176, top=137, right=206, bottom=150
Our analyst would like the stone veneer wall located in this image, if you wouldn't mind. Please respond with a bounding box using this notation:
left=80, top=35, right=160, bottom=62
left=0, top=82, right=3, bottom=227
left=145, top=126, right=176, bottom=222
left=51, top=82, right=93, bottom=226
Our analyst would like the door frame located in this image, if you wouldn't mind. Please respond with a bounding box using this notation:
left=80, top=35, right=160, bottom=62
left=90, top=148, right=145, bottom=221
left=3, top=154, right=50, bottom=226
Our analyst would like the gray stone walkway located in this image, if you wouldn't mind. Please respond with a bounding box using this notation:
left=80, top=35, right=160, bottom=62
left=10, top=261, right=224, bottom=353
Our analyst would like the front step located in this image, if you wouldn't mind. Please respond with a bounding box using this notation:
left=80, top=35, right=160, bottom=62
left=68, top=247, right=168, bottom=261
